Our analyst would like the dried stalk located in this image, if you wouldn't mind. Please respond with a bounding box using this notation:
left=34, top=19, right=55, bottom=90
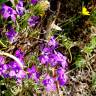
left=0, top=50, right=24, bottom=69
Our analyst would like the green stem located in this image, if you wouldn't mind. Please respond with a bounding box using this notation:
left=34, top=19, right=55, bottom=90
left=68, top=48, right=72, bottom=63
left=0, top=40, right=7, bottom=48
left=61, top=15, right=81, bottom=27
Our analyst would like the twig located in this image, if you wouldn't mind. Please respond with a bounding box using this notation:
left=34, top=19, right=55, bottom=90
left=0, top=50, right=24, bottom=69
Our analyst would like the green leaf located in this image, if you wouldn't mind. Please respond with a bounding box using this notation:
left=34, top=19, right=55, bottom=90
left=58, top=35, right=74, bottom=49
left=90, top=9, right=96, bottom=26
left=19, top=13, right=31, bottom=29
left=0, top=0, right=7, bottom=4
left=34, top=84, right=38, bottom=90
left=91, top=36, right=96, bottom=48
left=0, top=38, right=8, bottom=48
left=83, top=36, right=96, bottom=54
left=74, top=55, right=86, bottom=68
left=4, top=90, right=12, bottom=96
left=83, top=44, right=93, bottom=54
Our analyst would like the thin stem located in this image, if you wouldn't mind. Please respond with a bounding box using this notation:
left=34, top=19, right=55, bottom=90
left=86, top=53, right=94, bottom=72
left=0, top=40, right=7, bottom=48
left=61, top=15, right=81, bottom=27
left=65, top=67, right=77, bottom=75
left=68, top=48, right=72, bottom=63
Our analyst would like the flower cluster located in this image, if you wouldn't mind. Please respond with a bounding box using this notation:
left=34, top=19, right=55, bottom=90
left=0, top=49, right=40, bottom=83
left=0, top=0, right=68, bottom=93
left=39, top=36, right=67, bottom=68
left=0, top=49, right=25, bottom=82
left=39, top=36, right=68, bottom=91
left=0, top=0, right=40, bottom=42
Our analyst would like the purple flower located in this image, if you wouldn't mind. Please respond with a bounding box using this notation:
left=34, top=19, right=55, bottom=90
left=0, top=49, right=26, bottom=81
left=9, top=61, right=21, bottom=70
left=56, top=52, right=68, bottom=68
left=48, top=54, right=58, bottom=66
left=16, top=0, right=25, bottom=16
left=31, top=0, right=38, bottom=5
left=7, top=49, right=25, bottom=79
left=1, top=64, right=9, bottom=73
left=2, top=64, right=8, bottom=71
left=28, top=16, right=39, bottom=27
left=41, top=47, right=53, bottom=55
left=9, top=69, right=26, bottom=84
left=16, top=78, right=22, bottom=84
left=16, top=70, right=26, bottom=78
left=1, top=4, right=17, bottom=22
left=0, top=64, right=9, bottom=78
left=8, top=61, right=26, bottom=79
left=57, top=67, right=68, bottom=86
left=39, top=55, right=49, bottom=64
left=58, top=74, right=68, bottom=86
left=27, top=65, right=36, bottom=74
left=57, top=67, right=66, bottom=75
left=6, top=27, right=17, bottom=43
left=15, top=49, right=25, bottom=60
left=48, top=36, right=58, bottom=48
left=39, top=48, right=68, bottom=68
left=14, top=49, right=25, bottom=66
left=0, top=56, right=5, bottom=65
left=9, top=70, right=16, bottom=77
left=42, top=75, right=56, bottom=91
left=27, top=65, right=40, bottom=82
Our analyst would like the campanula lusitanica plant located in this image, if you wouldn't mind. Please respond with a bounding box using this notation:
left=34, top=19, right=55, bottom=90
left=0, top=0, right=96, bottom=95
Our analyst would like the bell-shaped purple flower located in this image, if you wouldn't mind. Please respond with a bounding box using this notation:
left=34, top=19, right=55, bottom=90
left=1, top=64, right=9, bottom=73
left=0, top=63, right=9, bottom=78
left=28, top=16, right=39, bottom=27
left=8, top=61, right=26, bottom=80
left=27, top=65, right=40, bottom=82
left=9, top=61, right=21, bottom=71
left=9, top=70, right=16, bottom=77
left=0, top=56, right=5, bottom=65
left=6, top=27, right=17, bottom=43
left=39, top=55, right=49, bottom=64
left=48, top=36, right=58, bottom=48
left=1, top=4, right=17, bottom=22
left=14, top=49, right=25, bottom=67
left=58, top=74, right=68, bottom=86
left=56, top=51, right=68, bottom=68
left=31, top=0, right=38, bottom=5
left=57, top=67, right=68, bottom=86
left=16, top=0, right=25, bottom=16
left=15, top=49, right=25, bottom=60
left=48, top=53, right=58, bottom=66
left=42, top=75, right=56, bottom=91
left=16, top=70, right=26, bottom=79
left=41, top=47, right=53, bottom=55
